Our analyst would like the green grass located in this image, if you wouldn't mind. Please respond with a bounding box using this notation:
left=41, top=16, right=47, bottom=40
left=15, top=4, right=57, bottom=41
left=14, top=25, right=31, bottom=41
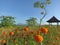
left=0, top=25, right=60, bottom=45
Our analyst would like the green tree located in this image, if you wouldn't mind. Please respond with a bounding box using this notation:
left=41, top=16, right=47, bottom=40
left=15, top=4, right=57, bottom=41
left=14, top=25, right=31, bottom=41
left=34, top=0, right=51, bottom=26
left=0, top=16, right=15, bottom=27
left=26, top=17, right=37, bottom=26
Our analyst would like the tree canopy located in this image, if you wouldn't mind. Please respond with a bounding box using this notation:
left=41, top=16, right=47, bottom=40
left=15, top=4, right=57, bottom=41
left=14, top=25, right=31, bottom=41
left=26, top=17, right=37, bottom=26
left=34, top=0, right=51, bottom=26
left=0, top=16, right=15, bottom=27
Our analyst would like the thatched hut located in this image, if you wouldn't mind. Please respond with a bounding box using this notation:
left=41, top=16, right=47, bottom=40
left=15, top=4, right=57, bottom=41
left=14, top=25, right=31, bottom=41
left=47, top=16, right=60, bottom=26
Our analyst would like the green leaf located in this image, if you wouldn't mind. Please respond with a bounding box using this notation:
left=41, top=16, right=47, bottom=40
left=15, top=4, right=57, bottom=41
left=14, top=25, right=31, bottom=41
left=40, top=4, right=45, bottom=9
left=46, top=0, right=51, bottom=4
left=34, top=1, right=41, bottom=8
left=41, top=12, right=44, bottom=15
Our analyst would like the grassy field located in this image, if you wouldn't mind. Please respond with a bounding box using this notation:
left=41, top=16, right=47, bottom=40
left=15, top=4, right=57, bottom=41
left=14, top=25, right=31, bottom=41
left=0, top=25, right=60, bottom=45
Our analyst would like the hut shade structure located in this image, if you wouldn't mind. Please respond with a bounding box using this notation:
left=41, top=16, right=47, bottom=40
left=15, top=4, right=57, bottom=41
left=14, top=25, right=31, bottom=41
left=47, top=16, right=60, bottom=26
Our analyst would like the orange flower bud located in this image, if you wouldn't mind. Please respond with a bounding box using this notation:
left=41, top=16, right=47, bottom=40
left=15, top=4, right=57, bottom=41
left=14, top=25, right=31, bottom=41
left=3, top=31, right=7, bottom=35
left=41, top=27, right=48, bottom=34
left=9, top=31, right=14, bottom=36
left=34, top=35, right=43, bottom=42
left=29, top=31, right=34, bottom=34
left=55, top=37, right=59, bottom=40
left=24, top=27, right=28, bottom=31
left=53, top=43, right=57, bottom=45
left=2, top=39, right=6, bottom=44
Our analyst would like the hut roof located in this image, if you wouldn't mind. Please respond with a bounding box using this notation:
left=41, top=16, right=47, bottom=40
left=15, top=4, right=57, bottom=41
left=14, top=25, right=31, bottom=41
left=47, top=16, right=60, bottom=23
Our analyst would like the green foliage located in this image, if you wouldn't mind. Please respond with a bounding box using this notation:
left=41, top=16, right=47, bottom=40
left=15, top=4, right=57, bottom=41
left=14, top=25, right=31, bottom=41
left=0, top=16, right=15, bottom=27
left=34, top=0, right=51, bottom=9
left=34, top=1, right=45, bottom=9
left=26, top=17, right=37, bottom=26
left=34, top=1, right=41, bottom=8
left=46, top=0, right=51, bottom=4
left=34, top=0, right=51, bottom=8
left=40, top=4, right=45, bottom=9
left=34, top=0, right=51, bottom=26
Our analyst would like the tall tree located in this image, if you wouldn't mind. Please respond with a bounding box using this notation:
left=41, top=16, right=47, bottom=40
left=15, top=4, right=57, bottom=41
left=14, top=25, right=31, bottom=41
left=34, top=0, right=51, bottom=26
left=0, top=16, right=15, bottom=27
left=26, top=17, right=37, bottom=26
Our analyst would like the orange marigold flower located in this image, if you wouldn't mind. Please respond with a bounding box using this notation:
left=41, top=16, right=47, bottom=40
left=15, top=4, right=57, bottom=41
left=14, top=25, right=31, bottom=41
left=55, top=37, right=59, bottom=40
left=24, top=27, right=28, bottom=31
left=29, top=31, right=34, bottom=34
left=53, top=43, right=57, bottom=45
left=34, top=35, right=43, bottom=42
left=41, top=27, right=48, bottom=34
left=9, top=31, right=14, bottom=36
left=3, top=31, right=7, bottom=35
left=2, top=39, right=6, bottom=44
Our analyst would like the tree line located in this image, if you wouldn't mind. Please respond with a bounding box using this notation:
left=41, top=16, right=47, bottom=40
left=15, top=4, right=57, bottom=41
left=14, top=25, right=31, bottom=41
left=0, top=16, right=38, bottom=27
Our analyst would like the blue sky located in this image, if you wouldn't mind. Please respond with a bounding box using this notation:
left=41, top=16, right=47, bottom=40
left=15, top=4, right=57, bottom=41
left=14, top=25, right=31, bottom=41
left=0, top=0, right=60, bottom=24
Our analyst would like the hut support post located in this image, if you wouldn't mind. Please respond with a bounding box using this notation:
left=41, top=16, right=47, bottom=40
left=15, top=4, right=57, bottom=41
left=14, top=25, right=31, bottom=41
left=57, top=22, right=59, bottom=27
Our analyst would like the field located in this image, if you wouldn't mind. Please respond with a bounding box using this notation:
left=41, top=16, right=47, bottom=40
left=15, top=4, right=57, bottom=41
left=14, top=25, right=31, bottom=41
left=0, top=25, right=60, bottom=45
